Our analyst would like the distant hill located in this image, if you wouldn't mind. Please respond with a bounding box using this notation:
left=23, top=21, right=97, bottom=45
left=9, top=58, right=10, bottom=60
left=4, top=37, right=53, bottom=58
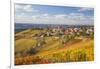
left=15, top=23, right=94, bottom=33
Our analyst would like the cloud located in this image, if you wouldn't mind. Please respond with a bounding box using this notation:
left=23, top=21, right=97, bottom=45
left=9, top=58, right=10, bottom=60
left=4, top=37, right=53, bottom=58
left=15, top=4, right=38, bottom=17
left=78, top=8, right=94, bottom=12
left=15, top=13, right=94, bottom=25
left=14, top=4, right=94, bottom=25
left=15, top=4, right=38, bottom=12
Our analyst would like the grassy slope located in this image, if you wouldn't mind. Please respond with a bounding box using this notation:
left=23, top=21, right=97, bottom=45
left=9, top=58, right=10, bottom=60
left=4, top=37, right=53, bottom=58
left=15, top=39, right=94, bottom=65
left=15, top=29, right=94, bottom=65
left=37, top=39, right=94, bottom=61
left=15, top=29, right=41, bottom=52
left=15, top=38, right=37, bottom=52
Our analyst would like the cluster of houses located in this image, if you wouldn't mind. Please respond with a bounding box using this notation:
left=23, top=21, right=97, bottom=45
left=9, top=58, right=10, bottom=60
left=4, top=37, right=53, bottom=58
left=32, top=25, right=94, bottom=47
left=33, top=26, right=94, bottom=38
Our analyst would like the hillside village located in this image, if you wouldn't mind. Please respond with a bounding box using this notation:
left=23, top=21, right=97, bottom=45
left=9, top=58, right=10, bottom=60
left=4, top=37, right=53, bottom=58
left=15, top=25, right=94, bottom=65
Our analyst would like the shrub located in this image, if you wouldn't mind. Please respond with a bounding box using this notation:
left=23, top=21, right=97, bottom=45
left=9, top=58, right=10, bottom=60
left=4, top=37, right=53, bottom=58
left=28, top=47, right=38, bottom=55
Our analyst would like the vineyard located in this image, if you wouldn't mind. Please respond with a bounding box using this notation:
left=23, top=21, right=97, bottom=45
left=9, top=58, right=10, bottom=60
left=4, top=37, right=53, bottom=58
left=15, top=40, right=94, bottom=65
left=15, top=26, right=94, bottom=65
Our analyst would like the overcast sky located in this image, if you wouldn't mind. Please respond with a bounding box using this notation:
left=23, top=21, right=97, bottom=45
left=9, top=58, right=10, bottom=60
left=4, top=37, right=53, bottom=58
left=14, top=3, right=94, bottom=25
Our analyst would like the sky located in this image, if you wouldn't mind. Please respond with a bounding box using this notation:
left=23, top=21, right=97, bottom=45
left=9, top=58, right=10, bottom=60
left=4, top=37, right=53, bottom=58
left=14, top=3, right=94, bottom=25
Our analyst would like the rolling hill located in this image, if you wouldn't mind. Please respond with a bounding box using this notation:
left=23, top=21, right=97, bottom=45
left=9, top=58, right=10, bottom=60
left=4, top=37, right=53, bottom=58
left=15, top=29, right=94, bottom=65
